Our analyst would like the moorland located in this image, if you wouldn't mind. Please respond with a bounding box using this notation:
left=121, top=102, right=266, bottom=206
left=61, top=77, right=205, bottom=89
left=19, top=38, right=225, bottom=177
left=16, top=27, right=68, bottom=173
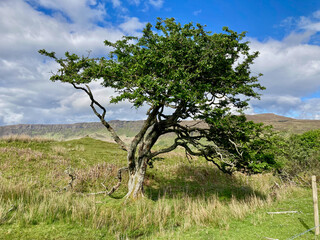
left=1, top=114, right=320, bottom=239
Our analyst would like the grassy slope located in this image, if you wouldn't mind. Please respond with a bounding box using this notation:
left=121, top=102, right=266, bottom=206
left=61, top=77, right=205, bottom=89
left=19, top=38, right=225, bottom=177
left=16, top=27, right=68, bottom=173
left=246, top=113, right=320, bottom=134
left=0, top=137, right=318, bottom=239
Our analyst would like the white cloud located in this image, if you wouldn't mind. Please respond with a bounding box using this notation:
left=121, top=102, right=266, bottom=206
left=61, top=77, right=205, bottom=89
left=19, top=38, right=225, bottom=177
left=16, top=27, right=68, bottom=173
left=193, top=10, right=202, bottom=16
left=56, top=80, right=149, bottom=122
left=0, top=109, right=24, bottom=125
left=297, top=98, right=320, bottom=119
left=250, top=38, right=320, bottom=96
left=3, top=0, right=320, bottom=126
left=313, top=10, right=320, bottom=19
left=130, top=0, right=141, bottom=6
left=248, top=29, right=320, bottom=118
left=119, top=17, right=146, bottom=34
left=148, top=0, right=163, bottom=8
left=110, top=0, right=122, bottom=8
left=26, top=0, right=107, bottom=26
left=0, top=0, right=126, bottom=60
left=0, top=0, right=147, bottom=125
left=282, top=31, right=315, bottom=45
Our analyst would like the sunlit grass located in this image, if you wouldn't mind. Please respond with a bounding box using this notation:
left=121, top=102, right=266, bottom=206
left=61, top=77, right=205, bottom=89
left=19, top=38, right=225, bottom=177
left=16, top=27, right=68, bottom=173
left=0, top=134, right=53, bottom=143
left=0, top=136, right=313, bottom=239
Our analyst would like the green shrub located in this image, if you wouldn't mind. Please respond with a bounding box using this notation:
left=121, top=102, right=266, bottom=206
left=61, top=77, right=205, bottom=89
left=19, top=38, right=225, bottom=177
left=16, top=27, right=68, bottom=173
left=272, top=129, right=320, bottom=182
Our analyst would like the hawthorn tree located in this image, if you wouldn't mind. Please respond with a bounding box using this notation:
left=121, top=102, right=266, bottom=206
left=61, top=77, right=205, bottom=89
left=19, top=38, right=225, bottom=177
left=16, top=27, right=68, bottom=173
left=40, top=18, right=275, bottom=200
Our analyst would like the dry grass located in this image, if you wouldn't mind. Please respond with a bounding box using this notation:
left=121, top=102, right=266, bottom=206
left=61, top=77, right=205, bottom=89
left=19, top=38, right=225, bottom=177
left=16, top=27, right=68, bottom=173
left=0, top=166, right=291, bottom=239
left=0, top=147, right=44, bottom=162
left=51, top=145, right=67, bottom=154
left=0, top=135, right=53, bottom=143
left=71, top=163, right=123, bottom=192
left=0, top=136, right=302, bottom=239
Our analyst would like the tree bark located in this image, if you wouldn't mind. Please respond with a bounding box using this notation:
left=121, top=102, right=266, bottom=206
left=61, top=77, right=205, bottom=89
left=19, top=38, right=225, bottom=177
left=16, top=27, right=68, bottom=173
left=125, top=160, right=147, bottom=200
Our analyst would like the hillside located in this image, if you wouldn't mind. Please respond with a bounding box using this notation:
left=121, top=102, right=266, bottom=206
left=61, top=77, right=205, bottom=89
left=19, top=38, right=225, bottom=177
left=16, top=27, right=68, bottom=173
left=246, top=113, right=320, bottom=133
left=0, top=120, right=144, bottom=141
left=1, top=114, right=320, bottom=140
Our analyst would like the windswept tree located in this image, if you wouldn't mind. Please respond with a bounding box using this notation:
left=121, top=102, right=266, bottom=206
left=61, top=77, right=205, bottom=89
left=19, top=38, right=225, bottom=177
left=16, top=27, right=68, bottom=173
left=40, top=18, right=275, bottom=200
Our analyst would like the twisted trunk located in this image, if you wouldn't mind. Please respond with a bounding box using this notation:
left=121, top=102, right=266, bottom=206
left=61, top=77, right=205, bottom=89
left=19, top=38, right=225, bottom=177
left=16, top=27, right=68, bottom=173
left=125, top=161, right=147, bottom=199
left=124, top=113, right=161, bottom=200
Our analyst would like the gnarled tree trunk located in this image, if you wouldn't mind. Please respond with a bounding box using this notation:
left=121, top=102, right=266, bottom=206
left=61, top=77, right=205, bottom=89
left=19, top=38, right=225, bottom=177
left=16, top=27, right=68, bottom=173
left=125, top=166, right=146, bottom=199
left=125, top=155, right=148, bottom=200
left=124, top=116, right=159, bottom=200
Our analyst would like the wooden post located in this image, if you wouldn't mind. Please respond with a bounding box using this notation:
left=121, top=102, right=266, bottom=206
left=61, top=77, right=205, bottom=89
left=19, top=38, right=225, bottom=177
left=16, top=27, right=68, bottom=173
left=312, top=175, right=319, bottom=236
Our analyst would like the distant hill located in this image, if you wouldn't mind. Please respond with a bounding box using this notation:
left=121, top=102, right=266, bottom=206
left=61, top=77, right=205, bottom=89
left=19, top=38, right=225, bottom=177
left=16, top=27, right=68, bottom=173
left=0, top=120, right=144, bottom=141
left=1, top=114, right=320, bottom=140
left=245, top=113, right=293, bottom=122
left=246, top=113, right=320, bottom=133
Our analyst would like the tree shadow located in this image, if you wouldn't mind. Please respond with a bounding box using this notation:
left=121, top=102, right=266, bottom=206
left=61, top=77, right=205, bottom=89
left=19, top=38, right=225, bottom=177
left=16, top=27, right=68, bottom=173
left=144, top=164, right=267, bottom=202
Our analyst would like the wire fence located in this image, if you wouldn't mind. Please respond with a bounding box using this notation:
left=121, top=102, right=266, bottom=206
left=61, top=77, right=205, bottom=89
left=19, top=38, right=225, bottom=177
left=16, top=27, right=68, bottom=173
left=287, top=224, right=320, bottom=240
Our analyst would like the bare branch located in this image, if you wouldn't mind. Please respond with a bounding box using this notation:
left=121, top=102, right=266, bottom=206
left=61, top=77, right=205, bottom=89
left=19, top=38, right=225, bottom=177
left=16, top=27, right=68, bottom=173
left=67, top=173, right=76, bottom=189
left=57, top=167, right=77, bottom=192
left=72, top=83, right=128, bottom=151
left=150, top=140, right=179, bottom=158
left=87, top=167, right=128, bottom=196
left=85, top=85, right=107, bottom=119
left=106, top=167, right=128, bottom=195
left=228, top=138, right=243, bottom=157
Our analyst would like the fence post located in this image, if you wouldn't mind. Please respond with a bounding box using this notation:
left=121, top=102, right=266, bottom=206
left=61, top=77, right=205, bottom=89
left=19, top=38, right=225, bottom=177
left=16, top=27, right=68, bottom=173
left=312, top=175, right=319, bottom=236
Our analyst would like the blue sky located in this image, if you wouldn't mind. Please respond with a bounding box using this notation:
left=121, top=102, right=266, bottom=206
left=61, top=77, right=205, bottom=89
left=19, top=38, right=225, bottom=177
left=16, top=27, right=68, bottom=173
left=1, top=0, right=320, bottom=125
left=28, top=0, right=320, bottom=40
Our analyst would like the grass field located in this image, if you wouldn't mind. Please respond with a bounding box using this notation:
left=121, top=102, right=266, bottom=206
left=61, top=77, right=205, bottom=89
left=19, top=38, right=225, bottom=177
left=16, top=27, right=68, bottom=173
left=0, top=136, right=319, bottom=239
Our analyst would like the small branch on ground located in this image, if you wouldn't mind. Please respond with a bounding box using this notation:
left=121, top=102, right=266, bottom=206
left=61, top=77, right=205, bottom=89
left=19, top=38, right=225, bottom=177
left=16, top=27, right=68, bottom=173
left=57, top=167, right=76, bottom=192
left=267, top=211, right=300, bottom=214
left=0, top=205, right=17, bottom=224
left=87, top=167, right=128, bottom=196
left=64, top=167, right=76, bottom=190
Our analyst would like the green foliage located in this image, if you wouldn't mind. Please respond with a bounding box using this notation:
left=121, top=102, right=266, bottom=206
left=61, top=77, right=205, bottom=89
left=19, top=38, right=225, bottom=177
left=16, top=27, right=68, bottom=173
left=40, top=18, right=264, bottom=109
left=296, top=129, right=320, bottom=149
left=203, top=114, right=277, bottom=174
left=271, top=129, right=320, bottom=181
left=101, top=18, right=264, bottom=109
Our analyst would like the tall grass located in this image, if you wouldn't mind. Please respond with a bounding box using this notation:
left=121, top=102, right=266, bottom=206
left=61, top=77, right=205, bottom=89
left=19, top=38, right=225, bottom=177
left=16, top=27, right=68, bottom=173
left=0, top=172, right=290, bottom=238
left=0, top=137, right=299, bottom=239
left=1, top=134, right=53, bottom=143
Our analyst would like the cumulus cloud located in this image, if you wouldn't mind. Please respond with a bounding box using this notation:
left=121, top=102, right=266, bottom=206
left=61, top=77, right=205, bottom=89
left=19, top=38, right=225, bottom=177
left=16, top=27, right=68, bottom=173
left=248, top=35, right=320, bottom=118
left=298, top=98, right=320, bottom=119
left=250, top=39, right=320, bottom=96
left=0, top=0, right=146, bottom=125
left=3, top=0, right=320, bottom=125
left=239, top=9, right=320, bottom=119
left=119, top=17, right=146, bottom=34
left=0, top=0, right=126, bottom=60
left=148, top=0, right=164, bottom=8
left=26, top=0, right=107, bottom=26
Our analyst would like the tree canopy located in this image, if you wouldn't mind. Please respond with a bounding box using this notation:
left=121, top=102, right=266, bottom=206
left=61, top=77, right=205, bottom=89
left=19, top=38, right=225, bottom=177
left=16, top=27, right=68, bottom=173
left=40, top=18, right=275, bottom=199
